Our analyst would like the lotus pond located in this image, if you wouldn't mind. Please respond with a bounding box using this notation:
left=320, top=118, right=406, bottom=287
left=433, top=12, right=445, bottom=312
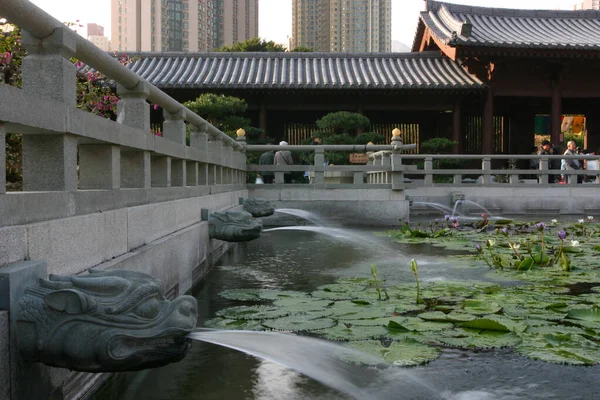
left=107, top=217, right=600, bottom=400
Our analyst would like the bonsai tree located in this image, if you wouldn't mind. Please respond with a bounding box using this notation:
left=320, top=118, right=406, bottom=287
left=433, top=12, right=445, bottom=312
left=316, top=111, right=370, bottom=135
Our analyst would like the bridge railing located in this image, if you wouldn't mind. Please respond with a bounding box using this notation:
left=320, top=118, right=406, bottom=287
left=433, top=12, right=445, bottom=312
left=245, top=146, right=600, bottom=189
left=246, top=141, right=414, bottom=189
left=0, top=0, right=246, bottom=222
left=369, top=153, right=600, bottom=186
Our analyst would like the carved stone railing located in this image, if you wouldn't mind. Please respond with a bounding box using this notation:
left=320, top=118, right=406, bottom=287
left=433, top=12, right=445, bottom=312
left=367, top=154, right=600, bottom=187
left=0, top=0, right=247, bottom=226
left=246, top=143, right=416, bottom=190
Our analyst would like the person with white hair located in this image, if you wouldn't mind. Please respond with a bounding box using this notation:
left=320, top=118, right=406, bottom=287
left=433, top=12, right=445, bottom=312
left=274, top=141, right=294, bottom=183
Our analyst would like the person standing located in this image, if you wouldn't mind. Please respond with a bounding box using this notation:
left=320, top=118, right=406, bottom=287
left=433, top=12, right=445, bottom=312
left=274, top=141, right=294, bottom=183
left=258, top=149, right=275, bottom=184
left=562, top=140, right=581, bottom=184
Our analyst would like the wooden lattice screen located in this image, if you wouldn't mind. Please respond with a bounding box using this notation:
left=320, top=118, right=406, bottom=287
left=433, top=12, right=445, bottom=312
left=463, top=116, right=504, bottom=154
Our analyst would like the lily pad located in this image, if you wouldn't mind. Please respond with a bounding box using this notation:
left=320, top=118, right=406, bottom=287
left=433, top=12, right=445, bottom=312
left=461, top=300, right=502, bottom=314
left=418, top=311, right=475, bottom=323
left=216, top=305, right=289, bottom=320
left=262, top=316, right=336, bottom=332
left=437, top=328, right=522, bottom=349
left=567, top=307, right=600, bottom=322
left=343, top=339, right=441, bottom=366
left=313, top=323, right=388, bottom=341
left=388, top=317, right=454, bottom=332
left=460, top=315, right=527, bottom=333
left=516, top=333, right=600, bottom=365
left=201, top=318, right=265, bottom=331
left=272, top=298, right=334, bottom=312
left=219, top=288, right=308, bottom=302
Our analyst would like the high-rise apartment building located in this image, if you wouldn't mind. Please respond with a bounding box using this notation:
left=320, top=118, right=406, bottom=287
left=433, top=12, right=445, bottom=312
left=111, top=0, right=257, bottom=52
left=291, top=0, right=391, bottom=52
left=213, top=0, right=259, bottom=49
left=87, top=23, right=110, bottom=51
left=574, top=0, right=600, bottom=9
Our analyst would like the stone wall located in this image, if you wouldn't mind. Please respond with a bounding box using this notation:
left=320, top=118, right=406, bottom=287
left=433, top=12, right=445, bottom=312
left=249, top=187, right=409, bottom=226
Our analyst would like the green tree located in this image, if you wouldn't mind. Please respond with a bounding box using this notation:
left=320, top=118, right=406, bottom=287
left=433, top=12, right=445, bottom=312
left=316, top=111, right=371, bottom=134
left=216, top=37, right=286, bottom=52
left=184, top=93, right=247, bottom=126
left=290, top=46, right=313, bottom=52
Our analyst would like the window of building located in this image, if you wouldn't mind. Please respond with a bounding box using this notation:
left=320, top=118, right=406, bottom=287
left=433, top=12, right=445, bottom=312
left=183, top=22, right=188, bottom=28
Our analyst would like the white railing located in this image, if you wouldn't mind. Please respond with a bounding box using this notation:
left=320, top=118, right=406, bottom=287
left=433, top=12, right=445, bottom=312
left=246, top=141, right=414, bottom=188
left=0, top=0, right=246, bottom=217
left=245, top=146, right=600, bottom=188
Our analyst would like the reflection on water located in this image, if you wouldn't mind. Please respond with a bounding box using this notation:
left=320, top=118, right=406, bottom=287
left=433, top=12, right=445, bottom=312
left=103, top=228, right=600, bottom=400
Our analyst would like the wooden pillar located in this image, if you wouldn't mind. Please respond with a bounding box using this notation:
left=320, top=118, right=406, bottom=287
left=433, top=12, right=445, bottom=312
left=551, top=82, right=562, bottom=146
left=452, top=102, right=462, bottom=154
left=259, top=103, right=267, bottom=134
left=482, top=89, right=494, bottom=154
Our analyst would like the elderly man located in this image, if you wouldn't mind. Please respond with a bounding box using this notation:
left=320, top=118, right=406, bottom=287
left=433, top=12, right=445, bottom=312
left=562, top=140, right=581, bottom=184
left=274, top=141, right=294, bottom=183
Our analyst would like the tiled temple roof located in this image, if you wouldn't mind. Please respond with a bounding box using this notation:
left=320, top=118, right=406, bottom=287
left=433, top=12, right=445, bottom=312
left=419, top=0, right=600, bottom=50
left=123, top=51, right=483, bottom=90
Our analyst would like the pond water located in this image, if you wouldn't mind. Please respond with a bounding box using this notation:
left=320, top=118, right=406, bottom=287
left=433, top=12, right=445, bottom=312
left=103, top=227, right=599, bottom=400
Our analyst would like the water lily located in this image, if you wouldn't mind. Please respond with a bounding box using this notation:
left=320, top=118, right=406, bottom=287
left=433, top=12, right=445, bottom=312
left=551, top=219, right=558, bottom=225
left=535, top=222, right=546, bottom=232
left=557, top=230, right=567, bottom=240
left=486, top=239, right=495, bottom=248
left=571, top=240, right=580, bottom=247
left=444, top=214, right=450, bottom=222
left=509, top=242, right=520, bottom=250
left=475, top=244, right=482, bottom=253
left=588, top=216, right=594, bottom=221
left=578, top=219, right=585, bottom=224
left=500, top=227, right=509, bottom=236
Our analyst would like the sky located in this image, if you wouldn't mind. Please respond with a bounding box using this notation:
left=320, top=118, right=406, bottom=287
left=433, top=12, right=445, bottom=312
left=28, top=0, right=581, bottom=48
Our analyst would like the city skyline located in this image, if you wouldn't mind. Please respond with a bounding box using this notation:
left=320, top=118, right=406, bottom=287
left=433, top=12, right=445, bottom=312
left=28, top=0, right=583, bottom=50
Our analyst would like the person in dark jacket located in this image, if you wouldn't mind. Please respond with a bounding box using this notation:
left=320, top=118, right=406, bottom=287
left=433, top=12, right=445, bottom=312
left=258, top=150, right=275, bottom=183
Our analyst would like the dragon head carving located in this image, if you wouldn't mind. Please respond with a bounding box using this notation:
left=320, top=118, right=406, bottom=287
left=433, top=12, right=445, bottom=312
left=243, top=198, right=275, bottom=217
left=208, top=210, right=262, bottom=242
left=16, top=269, right=197, bottom=372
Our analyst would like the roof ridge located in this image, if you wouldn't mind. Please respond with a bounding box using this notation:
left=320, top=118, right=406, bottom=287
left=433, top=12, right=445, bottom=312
left=428, top=0, right=600, bottom=19
left=123, top=51, right=446, bottom=59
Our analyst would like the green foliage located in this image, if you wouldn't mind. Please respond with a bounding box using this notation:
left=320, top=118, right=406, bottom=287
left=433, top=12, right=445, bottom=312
left=290, top=46, right=313, bottom=52
left=315, top=111, right=370, bottom=134
left=183, top=93, right=248, bottom=126
left=216, top=37, right=286, bottom=52
left=420, top=138, right=459, bottom=154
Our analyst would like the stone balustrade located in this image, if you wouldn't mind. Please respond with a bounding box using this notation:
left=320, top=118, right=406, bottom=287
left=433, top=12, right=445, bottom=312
left=0, top=0, right=247, bottom=227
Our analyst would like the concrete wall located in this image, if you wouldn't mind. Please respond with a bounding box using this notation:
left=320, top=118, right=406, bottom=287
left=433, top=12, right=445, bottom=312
left=0, top=189, right=246, bottom=400
left=406, top=186, right=600, bottom=216
left=249, top=187, right=409, bottom=226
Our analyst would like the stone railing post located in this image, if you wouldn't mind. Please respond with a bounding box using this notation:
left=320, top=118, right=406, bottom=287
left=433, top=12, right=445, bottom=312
left=390, top=152, right=405, bottom=190
left=21, top=28, right=78, bottom=191
left=0, top=122, right=5, bottom=194
left=117, top=81, right=152, bottom=188
left=163, top=107, right=186, bottom=186
left=221, top=141, right=233, bottom=184
left=424, top=157, right=433, bottom=186
left=207, top=132, right=222, bottom=185
left=235, top=135, right=247, bottom=185
left=190, top=124, right=208, bottom=185
left=481, top=157, right=492, bottom=184
left=538, top=157, right=549, bottom=185
left=313, top=147, right=325, bottom=184
left=381, top=152, right=391, bottom=184
left=453, top=174, right=462, bottom=184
